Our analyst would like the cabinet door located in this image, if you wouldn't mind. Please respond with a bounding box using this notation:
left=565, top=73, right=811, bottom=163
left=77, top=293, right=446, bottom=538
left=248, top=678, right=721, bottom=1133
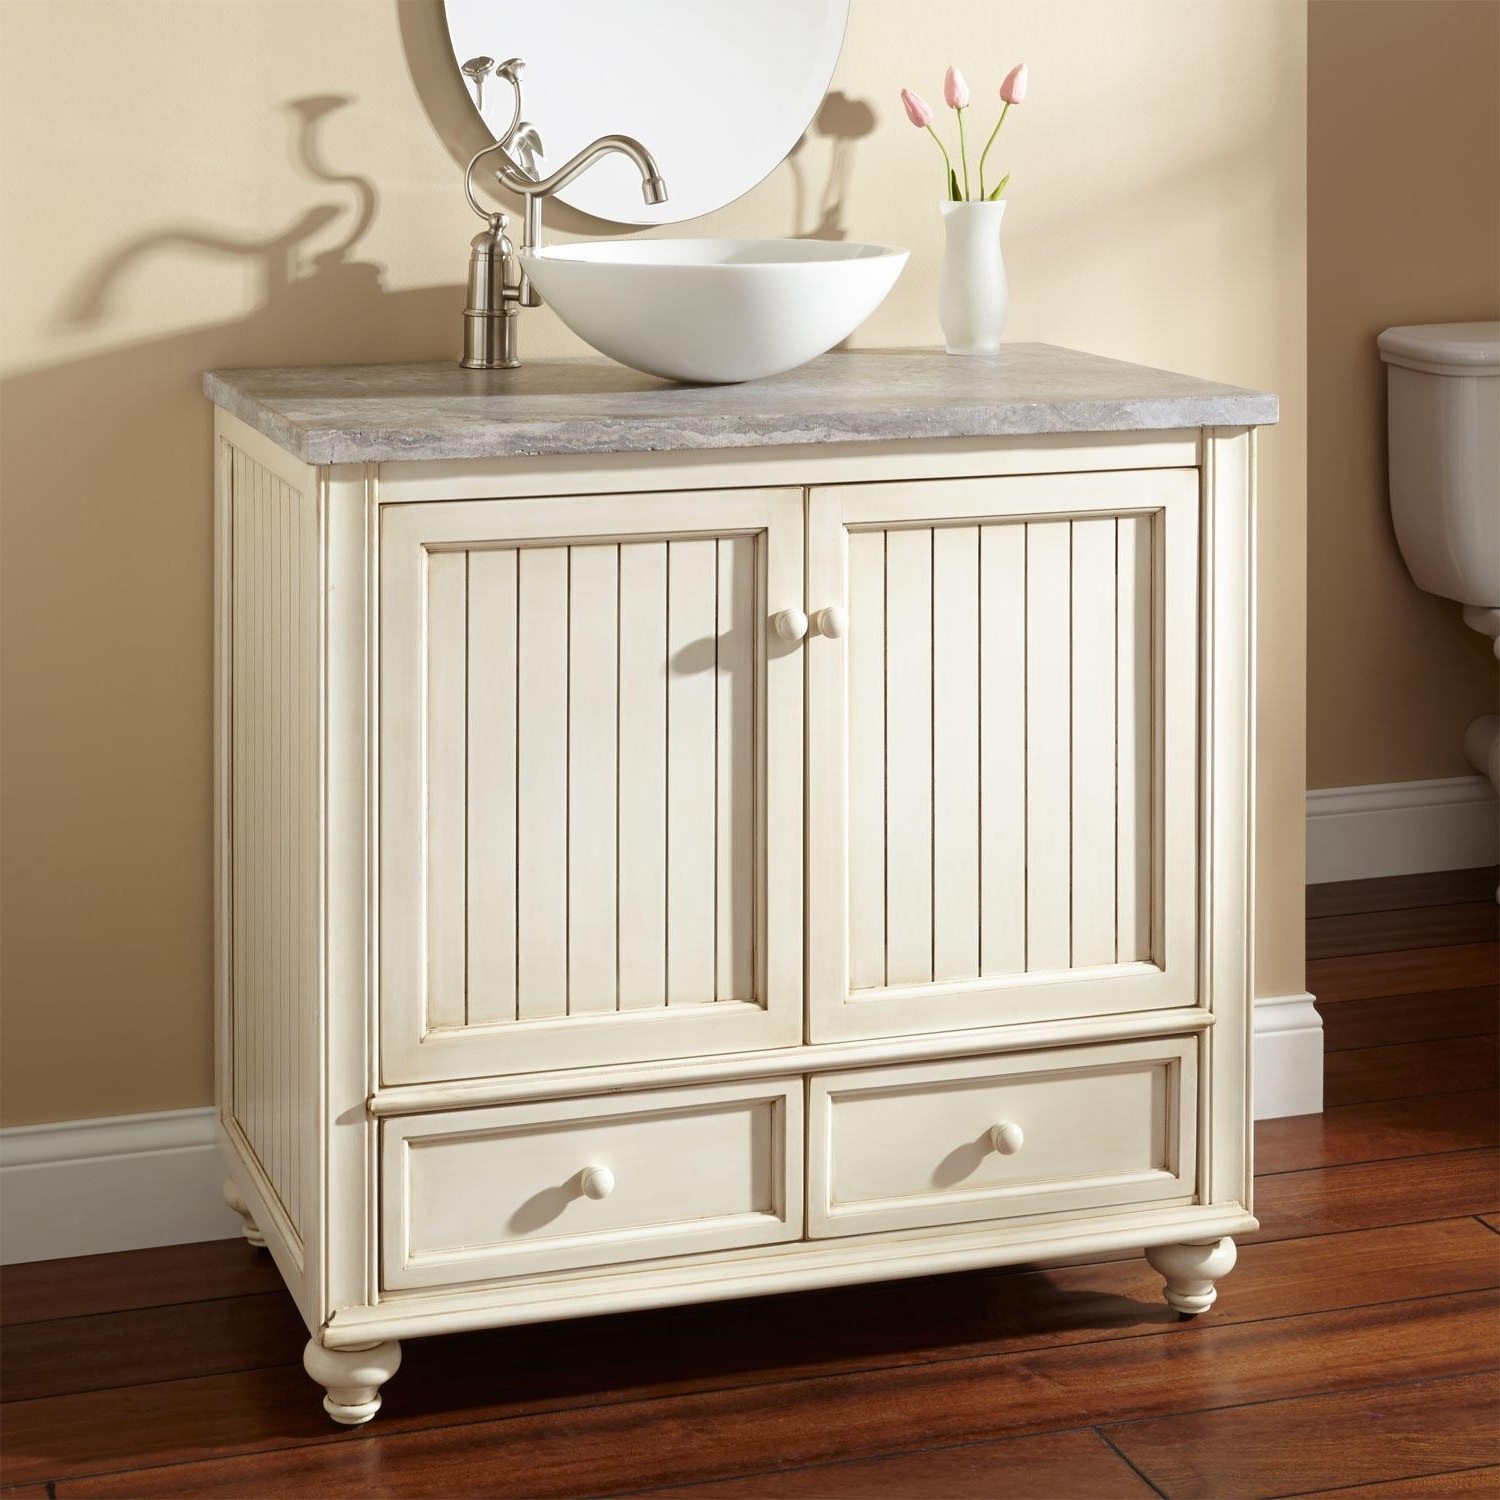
left=380, top=490, right=803, bottom=1084
left=807, top=469, right=1199, bottom=1042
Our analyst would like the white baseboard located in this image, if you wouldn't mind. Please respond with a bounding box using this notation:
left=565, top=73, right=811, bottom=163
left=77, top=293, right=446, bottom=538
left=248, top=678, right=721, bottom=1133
left=3, top=1012, right=1321, bottom=1263
left=0, top=1107, right=224, bottom=1265
left=1253, top=992, right=1324, bottom=1120
left=1307, top=774, right=1499, bottom=884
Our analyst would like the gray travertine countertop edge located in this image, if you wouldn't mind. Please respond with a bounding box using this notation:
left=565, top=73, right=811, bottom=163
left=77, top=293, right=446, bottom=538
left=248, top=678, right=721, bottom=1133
left=204, top=347, right=1279, bottom=466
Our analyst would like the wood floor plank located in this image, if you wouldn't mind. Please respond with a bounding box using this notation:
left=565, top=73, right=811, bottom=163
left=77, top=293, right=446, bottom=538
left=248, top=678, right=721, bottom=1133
left=1104, top=1372, right=1500, bottom=1499
left=1295, top=1466, right=1500, bottom=1497
left=1310, top=945, right=1498, bottom=1004
left=1307, top=868, right=1499, bottom=919
left=0, top=1486, right=54, bottom=1498
left=1319, top=988, right=1499, bottom=1053
left=1324, top=1035, right=1500, bottom=1107
left=1249, top=1151, right=1500, bottom=1242
left=627, top=1428, right=1157, bottom=1498
left=0, top=1239, right=283, bottom=1327
left=15, top=1224, right=1496, bottom=1489
left=1308, top=903, right=1500, bottom=961
left=1255, top=1090, right=1499, bottom=1175
left=0, top=1290, right=306, bottom=1403
left=49, top=1294, right=1499, bottom=1498
left=1481, top=1215, right=1499, bottom=1234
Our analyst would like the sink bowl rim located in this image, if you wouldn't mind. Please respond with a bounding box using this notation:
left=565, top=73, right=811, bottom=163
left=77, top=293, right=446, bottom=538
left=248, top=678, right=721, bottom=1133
left=519, top=237, right=910, bottom=271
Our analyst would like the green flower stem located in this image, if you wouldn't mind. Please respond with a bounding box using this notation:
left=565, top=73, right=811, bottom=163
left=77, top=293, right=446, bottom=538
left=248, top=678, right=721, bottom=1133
left=978, top=101, right=1010, bottom=198
left=924, top=123, right=957, bottom=200
left=956, top=106, right=971, bottom=200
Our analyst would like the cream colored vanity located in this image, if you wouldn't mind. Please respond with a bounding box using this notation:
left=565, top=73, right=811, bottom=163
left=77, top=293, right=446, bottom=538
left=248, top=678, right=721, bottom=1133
left=207, top=347, right=1275, bottom=1423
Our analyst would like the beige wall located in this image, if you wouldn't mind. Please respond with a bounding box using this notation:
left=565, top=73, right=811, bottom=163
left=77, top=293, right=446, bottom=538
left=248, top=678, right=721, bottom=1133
left=0, top=0, right=1306, bottom=1126
left=1307, top=0, right=1498, bottom=790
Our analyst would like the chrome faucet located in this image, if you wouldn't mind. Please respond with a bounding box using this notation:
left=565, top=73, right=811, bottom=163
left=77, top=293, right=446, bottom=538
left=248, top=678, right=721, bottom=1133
left=459, top=58, right=668, bottom=370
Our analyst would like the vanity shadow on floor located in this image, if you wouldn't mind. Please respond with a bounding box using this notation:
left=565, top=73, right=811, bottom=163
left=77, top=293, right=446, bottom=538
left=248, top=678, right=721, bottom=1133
left=1, top=867, right=1496, bottom=1499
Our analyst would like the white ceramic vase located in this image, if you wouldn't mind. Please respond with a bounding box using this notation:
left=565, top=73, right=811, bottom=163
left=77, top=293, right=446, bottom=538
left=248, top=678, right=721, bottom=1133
left=938, top=200, right=1008, bottom=355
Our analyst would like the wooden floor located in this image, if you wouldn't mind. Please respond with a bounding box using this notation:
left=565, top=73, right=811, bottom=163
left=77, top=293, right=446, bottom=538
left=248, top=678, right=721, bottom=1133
left=3, top=869, right=1497, bottom=1499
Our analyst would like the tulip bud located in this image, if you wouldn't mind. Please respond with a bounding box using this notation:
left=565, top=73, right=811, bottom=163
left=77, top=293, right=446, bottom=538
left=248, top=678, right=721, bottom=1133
left=900, top=88, right=934, bottom=128
left=944, top=66, right=970, bottom=109
left=1000, top=63, right=1029, bottom=105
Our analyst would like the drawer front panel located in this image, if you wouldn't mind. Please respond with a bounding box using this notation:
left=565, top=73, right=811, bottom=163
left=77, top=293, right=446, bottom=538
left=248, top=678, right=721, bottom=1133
left=382, top=1079, right=803, bottom=1288
left=808, top=1037, right=1196, bottom=1237
left=379, top=490, right=804, bottom=1084
left=806, top=469, right=1200, bottom=1042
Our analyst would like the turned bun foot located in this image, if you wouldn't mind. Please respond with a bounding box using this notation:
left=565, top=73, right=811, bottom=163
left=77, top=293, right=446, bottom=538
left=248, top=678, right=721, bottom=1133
left=222, top=1177, right=267, bottom=1249
left=303, top=1339, right=402, bottom=1425
left=1145, top=1236, right=1238, bottom=1316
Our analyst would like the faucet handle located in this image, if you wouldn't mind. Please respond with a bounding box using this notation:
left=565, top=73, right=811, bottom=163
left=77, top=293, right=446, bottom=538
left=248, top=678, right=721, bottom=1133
left=461, top=56, right=495, bottom=110
left=510, top=123, right=545, bottom=179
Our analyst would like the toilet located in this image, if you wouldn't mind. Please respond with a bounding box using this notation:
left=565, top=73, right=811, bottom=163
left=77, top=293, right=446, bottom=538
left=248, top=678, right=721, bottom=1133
left=1379, top=320, right=1500, bottom=794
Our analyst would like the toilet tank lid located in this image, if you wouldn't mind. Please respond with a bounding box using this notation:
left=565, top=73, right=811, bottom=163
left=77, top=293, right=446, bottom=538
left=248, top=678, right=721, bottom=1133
left=1379, top=321, right=1500, bottom=375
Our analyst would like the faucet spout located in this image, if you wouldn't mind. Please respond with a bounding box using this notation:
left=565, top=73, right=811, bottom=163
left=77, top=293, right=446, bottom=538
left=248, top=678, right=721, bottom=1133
left=494, top=133, right=667, bottom=207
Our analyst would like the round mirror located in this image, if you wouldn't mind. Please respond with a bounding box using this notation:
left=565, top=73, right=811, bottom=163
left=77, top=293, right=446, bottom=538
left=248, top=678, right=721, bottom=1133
left=443, top=0, right=850, bottom=226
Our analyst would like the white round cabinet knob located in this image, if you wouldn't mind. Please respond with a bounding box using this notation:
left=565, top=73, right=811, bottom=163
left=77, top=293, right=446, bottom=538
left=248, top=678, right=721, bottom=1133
left=579, top=1166, right=615, bottom=1201
left=815, top=605, right=850, bottom=638
left=773, top=608, right=809, bottom=642
left=988, top=1122, right=1025, bottom=1156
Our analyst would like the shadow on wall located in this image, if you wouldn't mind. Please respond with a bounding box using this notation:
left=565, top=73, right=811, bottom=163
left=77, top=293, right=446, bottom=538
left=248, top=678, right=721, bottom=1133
left=0, top=94, right=463, bottom=1118
left=62, top=97, right=384, bottom=330
left=788, top=91, right=878, bottom=241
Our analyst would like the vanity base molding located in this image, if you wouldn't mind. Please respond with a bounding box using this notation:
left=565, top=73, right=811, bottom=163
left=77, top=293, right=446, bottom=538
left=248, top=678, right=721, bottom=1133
left=207, top=349, right=1270, bottom=1423
left=313, top=1210, right=1255, bottom=1351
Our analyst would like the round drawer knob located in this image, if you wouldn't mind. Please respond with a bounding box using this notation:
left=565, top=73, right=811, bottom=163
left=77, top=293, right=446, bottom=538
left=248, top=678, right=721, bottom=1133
left=988, top=1122, right=1025, bottom=1156
left=773, top=608, right=809, bottom=642
left=815, top=605, right=849, bottom=639
left=579, top=1166, right=615, bottom=1200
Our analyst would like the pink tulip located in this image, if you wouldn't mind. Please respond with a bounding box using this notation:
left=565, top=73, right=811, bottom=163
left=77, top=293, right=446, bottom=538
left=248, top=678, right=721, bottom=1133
left=980, top=65, right=1028, bottom=198
left=944, top=66, right=970, bottom=110
left=901, top=86, right=958, bottom=199
left=900, top=87, right=934, bottom=128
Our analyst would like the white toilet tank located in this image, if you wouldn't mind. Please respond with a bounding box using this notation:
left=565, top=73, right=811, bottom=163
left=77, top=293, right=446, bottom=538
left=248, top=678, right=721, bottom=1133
left=1379, top=321, right=1500, bottom=607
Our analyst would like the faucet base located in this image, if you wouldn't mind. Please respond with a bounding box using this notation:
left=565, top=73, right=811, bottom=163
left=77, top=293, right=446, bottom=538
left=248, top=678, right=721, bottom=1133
left=461, top=307, right=520, bottom=371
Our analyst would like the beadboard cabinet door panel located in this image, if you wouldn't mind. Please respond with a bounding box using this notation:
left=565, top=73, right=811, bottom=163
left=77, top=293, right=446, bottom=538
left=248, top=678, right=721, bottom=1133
left=806, top=469, right=1200, bottom=1043
left=379, top=490, right=804, bottom=1084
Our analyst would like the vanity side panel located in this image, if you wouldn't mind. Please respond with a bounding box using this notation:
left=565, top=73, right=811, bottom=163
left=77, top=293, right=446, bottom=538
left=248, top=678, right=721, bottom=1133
left=215, top=412, right=321, bottom=1317
left=321, top=462, right=380, bottom=1332
left=1201, top=429, right=1256, bottom=1214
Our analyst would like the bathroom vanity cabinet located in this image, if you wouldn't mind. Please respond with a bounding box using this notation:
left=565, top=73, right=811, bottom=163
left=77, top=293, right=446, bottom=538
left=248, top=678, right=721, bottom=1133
left=205, top=347, right=1276, bottom=1423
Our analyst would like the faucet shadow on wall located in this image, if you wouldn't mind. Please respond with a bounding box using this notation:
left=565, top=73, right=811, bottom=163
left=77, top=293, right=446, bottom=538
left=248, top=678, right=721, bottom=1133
left=788, top=91, right=878, bottom=242
left=61, top=97, right=386, bottom=331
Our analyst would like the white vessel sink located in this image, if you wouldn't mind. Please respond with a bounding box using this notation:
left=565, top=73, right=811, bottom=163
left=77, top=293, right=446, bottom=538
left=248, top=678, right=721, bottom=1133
left=518, top=238, right=908, bottom=385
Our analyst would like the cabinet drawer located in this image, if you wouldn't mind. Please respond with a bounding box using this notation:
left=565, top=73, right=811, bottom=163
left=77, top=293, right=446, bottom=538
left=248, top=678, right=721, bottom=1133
left=808, top=1037, right=1196, bottom=1237
left=382, top=1080, right=803, bottom=1288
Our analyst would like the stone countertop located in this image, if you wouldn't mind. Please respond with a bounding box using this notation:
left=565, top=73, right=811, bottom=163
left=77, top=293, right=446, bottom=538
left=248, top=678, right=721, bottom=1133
left=203, top=345, right=1278, bottom=466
